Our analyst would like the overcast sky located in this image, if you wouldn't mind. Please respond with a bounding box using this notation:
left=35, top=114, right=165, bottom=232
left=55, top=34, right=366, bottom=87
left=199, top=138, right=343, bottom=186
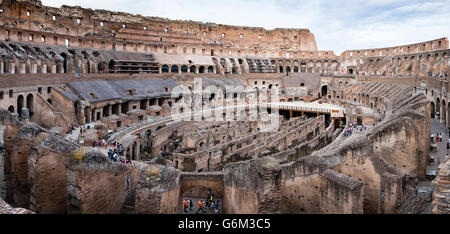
left=41, top=0, right=450, bottom=55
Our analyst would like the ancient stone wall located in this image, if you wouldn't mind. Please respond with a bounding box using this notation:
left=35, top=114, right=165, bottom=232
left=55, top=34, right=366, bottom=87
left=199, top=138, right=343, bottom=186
left=31, top=93, right=69, bottom=129
left=66, top=148, right=139, bottom=214
left=135, top=163, right=181, bottom=214
left=223, top=157, right=281, bottom=214
left=432, top=157, right=450, bottom=214
left=180, top=173, right=224, bottom=199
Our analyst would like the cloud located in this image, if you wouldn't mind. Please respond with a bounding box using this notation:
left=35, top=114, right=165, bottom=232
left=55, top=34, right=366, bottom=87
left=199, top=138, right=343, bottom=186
left=41, top=0, right=450, bottom=55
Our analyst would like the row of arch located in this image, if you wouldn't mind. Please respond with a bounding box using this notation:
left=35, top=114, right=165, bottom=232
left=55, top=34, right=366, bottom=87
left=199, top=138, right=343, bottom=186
left=357, top=51, right=449, bottom=77
left=7, top=93, right=34, bottom=118
left=160, top=64, right=215, bottom=74
left=430, top=97, right=450, bottom=126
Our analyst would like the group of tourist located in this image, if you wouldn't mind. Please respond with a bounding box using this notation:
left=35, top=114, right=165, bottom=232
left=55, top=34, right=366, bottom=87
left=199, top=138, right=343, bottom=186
left=183, top=189, right=221, bottom=214
left=434, top=133, right=444, bottom=143
left=344, top=122, right=368, bottom=137
left=107, top=142, right=130, bottom=164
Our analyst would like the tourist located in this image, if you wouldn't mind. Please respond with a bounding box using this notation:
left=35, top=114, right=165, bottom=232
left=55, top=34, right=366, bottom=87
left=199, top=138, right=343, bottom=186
left=189, top=199, right=193, bottom=211
left=108, top=150, right=113, bottom=160
left=196, top=200, right=204, bottom=214
left=439, top=134, right=443, bottom=143
left=447, top=138, right=450, bottom=149
left=206, top=189, right=211, bottom=207
left=209, top=194, right=214, bottom=209
left=436, top=134, right=440, bottom=142
left=210, top=201, right=216, bottom=211
left=183, top=199, right=188, bottom=213
left=112, top=153, right=118, bottom=162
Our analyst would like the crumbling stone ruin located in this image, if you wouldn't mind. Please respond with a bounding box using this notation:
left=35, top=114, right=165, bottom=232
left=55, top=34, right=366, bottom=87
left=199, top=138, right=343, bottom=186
left=0, top=0, right=449, bottom=214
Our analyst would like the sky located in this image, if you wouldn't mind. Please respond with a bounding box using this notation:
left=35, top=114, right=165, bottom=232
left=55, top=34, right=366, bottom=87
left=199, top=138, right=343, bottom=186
left=41, top=0, right=450, bottom=55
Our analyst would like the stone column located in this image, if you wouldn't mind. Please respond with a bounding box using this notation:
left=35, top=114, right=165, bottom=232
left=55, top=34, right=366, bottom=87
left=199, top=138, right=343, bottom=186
left=108, top=105, right=112, bottom=116
left=19, top=63, right=26, bottom=74
left=42, top=64, right=47, bottom=74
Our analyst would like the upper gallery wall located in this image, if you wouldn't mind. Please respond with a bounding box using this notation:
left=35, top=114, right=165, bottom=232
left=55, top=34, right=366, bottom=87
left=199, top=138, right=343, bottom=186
left=0, top=0, right=320, bottom=58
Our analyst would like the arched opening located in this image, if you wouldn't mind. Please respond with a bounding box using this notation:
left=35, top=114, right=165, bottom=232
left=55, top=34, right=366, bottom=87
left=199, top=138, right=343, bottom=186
left=171, top=65, right=179, bottom=73
left=17, top=95, right=24, bottom=118
left=108, top=60, right=116, bottom=73
left=300, top=83, right=305, bottom=87
left=161, top=65, right=169, bottom=73
left=232, top=67, right=238, bottom=74
left=430, top=101, right=435, bottom=119
left=321, top=85, right=328, bottom=97
left=190, top=66, right=196, bottom=73
left=181, top=65, right=188, bottom=73
left=279, top=66, right=283, bottom=73
left=26, top=94, right=34, bottom=117
left=207, top=66, right=214, bottom=74
left=8, top=105, right=14, bottom=113
left=84, top=107, right=91, bottom=123
left=145, top=130, right=152, bottom=139
left=199, top=66, right=205, bottom=74
left=61, top=53, right=68, bottom=73
left=348, top=68, right=354, bottom=74
left=294, top=66, right=299, bottom=72
left=286, top=66, right=291, bottom=74
left=442, top=100, right=447, bottom=124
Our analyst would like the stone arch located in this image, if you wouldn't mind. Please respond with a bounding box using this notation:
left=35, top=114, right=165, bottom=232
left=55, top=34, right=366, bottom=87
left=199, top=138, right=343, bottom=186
left=161, top=64, right=169, bottom=73
left=430, top=101, right=435, bottom=119
left=181, top=65, right=188, bottom=73
left=190, top=65, right=196, bottom=73
left=171, top=65, right=179, bottom=73
left=207, top=66, right=214, bottom=74
left=61, top=53, right=69, bottom=73
left=8, top=105, right=14, bottom=113
left=199, top=66, right=205, bottom=73
left=17, top=95, right=24, bottom=117
left=26, top=93, right=34, bottom=117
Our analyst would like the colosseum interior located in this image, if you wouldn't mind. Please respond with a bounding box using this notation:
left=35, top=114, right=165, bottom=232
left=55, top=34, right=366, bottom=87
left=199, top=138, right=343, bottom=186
left=0, top=0, right=449, bottom=215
